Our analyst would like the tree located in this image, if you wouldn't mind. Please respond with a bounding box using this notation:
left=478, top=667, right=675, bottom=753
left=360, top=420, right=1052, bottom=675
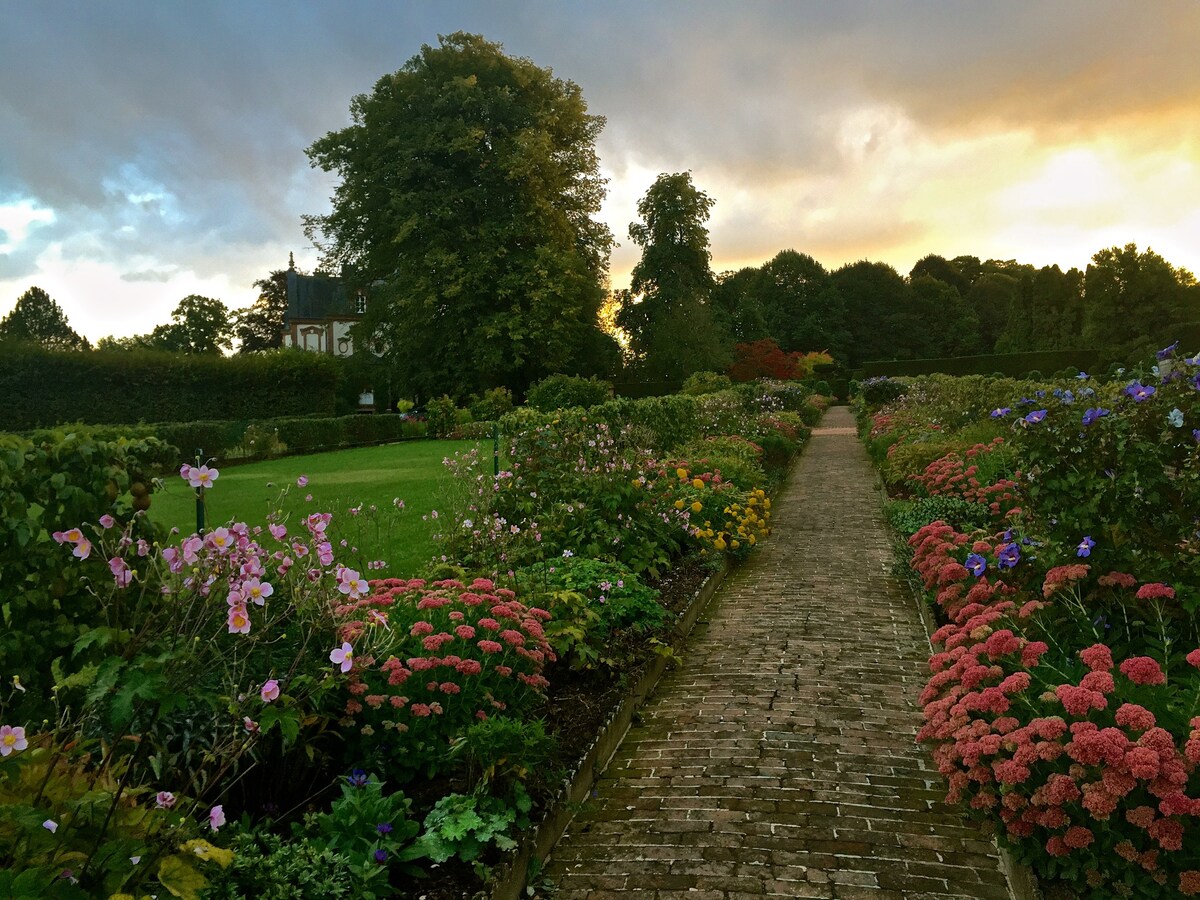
left=966, top=272, right=1020, bottom=353
left=909, top=254, right=969, bottom=295
left=152, top=295, right=233, bottom=355
left=755, top=250, right=850, bottom=361
left=233, top=266, right=289, bottom=353
left=0, top=286, right=91, bottom=351
left=1082, top=244, right=1195, bottom=358
left=617, top=171, right=729, bottom=382
left=304, top=32, right=614, bottom=400
left=830, top=261, right=911, bottom=367
left=712, top=267, right=770, bottom=348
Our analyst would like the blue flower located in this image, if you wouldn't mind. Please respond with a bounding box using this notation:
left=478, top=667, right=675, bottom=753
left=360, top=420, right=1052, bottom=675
left=1035, top=390, right=1046, bottom=398
left=1124, top=381, right=1156, bottom=402
left=1191, top=372, right=1200, bottom=391
left=376, top=822, right=393, bottom=835
left=964, top=553, right=987, bottom=576
left=1079, top=387, right=1095, bottom=398
left=1076, top=536, right=1095, bottom=557
left=1077, top=371, right=1089, bottom=380
left=1157, top=340, right=1180, bottom=360
left=347, top=769, right=370, bottom=787
left=1081, top=407, right=1109, bottom=426
left=1194, top=429, right=1200, bottom=444
left=374, top=849, right=388, bottom=864
left=990, top=407, right=1011, bottom=418
left=1061, top=390, right=1074, bottom=404
left=996, top=543, right=1021, bottom=569
left=1168, top=408, right=1184, bottom=428
left=1024, top=409, right=1047, bottom=424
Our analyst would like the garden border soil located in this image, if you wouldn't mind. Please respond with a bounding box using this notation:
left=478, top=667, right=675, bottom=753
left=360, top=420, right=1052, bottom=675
left=878, top=473, right=1043, bottom=900
left=485, top=557, right=730, bottom=900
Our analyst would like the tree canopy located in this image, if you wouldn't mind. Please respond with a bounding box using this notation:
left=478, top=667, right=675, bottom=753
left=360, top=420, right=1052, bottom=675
left=305, top=32, right=615, bottom=400
left=0, top=286, right=91, bottom=351
left=233, top=267, right=289, bottom=354
left=617, top=171, right=728, bottom=382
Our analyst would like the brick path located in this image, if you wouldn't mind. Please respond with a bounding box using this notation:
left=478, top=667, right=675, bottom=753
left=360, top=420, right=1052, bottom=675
left=539, top=407, right=1012, bottom=899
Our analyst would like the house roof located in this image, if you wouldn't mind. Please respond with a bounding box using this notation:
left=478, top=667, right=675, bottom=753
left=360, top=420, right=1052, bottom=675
left=285, top=270, right=360, bottom=325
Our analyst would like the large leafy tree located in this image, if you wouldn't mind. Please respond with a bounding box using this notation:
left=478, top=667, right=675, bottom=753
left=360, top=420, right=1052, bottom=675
left=1082, top=244, right=1197, bottom=358
left=755, top=250, right=850, bottom=362
left=0, top=286, right=91, bottom=351
left=97, top=295, right=232, bottom=355
left=233, top=266, right=289, bottom=353
left=830, top=261, right=911, bottom=367
left=617, top=171, right=729, bottom=382
left=305, top=32, right=614, bottom=400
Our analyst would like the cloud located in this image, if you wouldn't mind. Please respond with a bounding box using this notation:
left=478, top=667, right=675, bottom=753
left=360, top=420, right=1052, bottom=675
left=1, top=1, right=1198, bottom=338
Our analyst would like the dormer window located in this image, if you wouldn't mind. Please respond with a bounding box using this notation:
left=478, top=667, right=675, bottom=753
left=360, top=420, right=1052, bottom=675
left=355, top=295, right=367, bottom=314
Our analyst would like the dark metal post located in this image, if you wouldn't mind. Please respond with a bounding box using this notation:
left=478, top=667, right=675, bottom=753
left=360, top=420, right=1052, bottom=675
left=492, top=423, right=500, bottom=477
left=194, top=448, right=205, bottom=535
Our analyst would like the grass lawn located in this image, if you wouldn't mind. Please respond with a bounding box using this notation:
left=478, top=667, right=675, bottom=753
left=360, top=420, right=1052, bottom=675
left=147, top=440, right=482, bottom=577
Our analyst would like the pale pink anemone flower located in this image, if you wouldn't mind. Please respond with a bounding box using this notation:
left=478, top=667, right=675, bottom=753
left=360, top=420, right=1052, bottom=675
left=0, top=725, right=28, bottom=756
left=330, top=642, right=354, bottom=673
left=260, top=679, right=280, bottom=702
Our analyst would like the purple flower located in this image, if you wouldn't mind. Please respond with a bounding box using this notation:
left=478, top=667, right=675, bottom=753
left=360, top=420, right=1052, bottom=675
left=1076, top=536, right=1095, bottom=557
left=1124, top=381, right=1156, bottom=402
left=347, top=769, right=369, bottom=787
left=1156, top=340, right=1179, bottom=360
left=373, top=849, right=388, bottom=864
left=376, top=822, right=393, bottom=834
left=1081, top=407, right=1109, bottom=426
left=990, top=407, right=1011, bottom=418
left=1024, top=409, right=1047, bottom=424
left=1194, top=429, right=1200, bottom=444
left=996, top=543, right=1021, bottom=569
left=1077, top=371, right=1089, bottom=380
left=964, top=553, right=987, bottom=576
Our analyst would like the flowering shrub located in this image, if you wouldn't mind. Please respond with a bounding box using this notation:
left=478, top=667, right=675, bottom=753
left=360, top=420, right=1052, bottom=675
left=0, top=467, right=380, bottom=896
left=332, top=577, right=554, bottom=780
left=912, top=525, right=1200, bottom=895
left=436, top=419, right=688, bottom=577
left=906, top=438, right=1021, bottom=518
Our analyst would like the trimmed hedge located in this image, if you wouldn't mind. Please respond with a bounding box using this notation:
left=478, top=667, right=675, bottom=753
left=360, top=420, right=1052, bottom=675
left=1, top=345, right=340, bottom=428
left=859, top=348, right=1108, bottom=379
left=27, top=415, right=428, bottom=463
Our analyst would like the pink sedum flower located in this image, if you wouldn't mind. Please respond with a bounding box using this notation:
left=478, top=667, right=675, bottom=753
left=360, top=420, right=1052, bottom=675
left=260, top=679, right=280, bottom=703
left=0, top=725, right=28, bottom=756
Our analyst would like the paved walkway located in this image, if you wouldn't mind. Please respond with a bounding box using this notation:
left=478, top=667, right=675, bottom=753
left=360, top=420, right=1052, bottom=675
left=539, top=407, right=1012, bottom=899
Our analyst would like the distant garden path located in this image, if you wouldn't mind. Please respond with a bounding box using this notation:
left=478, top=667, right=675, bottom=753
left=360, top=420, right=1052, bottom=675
left=539, top=406, right=1014, bottom=899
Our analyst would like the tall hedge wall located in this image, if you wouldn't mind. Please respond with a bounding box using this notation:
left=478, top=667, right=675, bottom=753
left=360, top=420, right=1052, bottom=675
left=1, top=346, right=340, bottom=428
left=859, top=348, right=1109, bottom=379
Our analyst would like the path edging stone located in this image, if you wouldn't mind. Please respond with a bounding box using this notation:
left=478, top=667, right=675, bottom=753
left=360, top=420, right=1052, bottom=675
left=486, top=558, right=730, bottom=900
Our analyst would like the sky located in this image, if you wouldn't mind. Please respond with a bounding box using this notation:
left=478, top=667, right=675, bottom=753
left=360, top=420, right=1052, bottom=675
left=2, top=1, right=1199, bottom=343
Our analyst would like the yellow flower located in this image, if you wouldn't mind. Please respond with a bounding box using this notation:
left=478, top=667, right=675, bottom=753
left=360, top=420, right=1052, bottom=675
left=763, top=498, right=771, bottom=509
left=690, top=501, right=703, bottom=513
left=692, top=478, right=704, bottom=490
left=674, top=499, right=684, bottom=509
left=748, top=534, right=756, bottom=545
left=676, top=468, right=688, bottom=480
left=731, top=539, right=740, bottom=549
left=713, top=537, right=727, bottom=551
left=755, top=489, right=766, bottom=499
left=747, top=497, right=757, bottom=506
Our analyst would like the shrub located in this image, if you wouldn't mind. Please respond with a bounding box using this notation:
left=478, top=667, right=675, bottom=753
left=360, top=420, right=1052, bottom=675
left=681, top=371, right=733, bottom=395
left=512, top=558, right=667, bottom=670
left=525, top=374, right=612, bottom=412
left=424, top=396, right=461, bottom=438
left=856, top=376, right=908, bottom=405
left=884, top=496, right=994, bottom=536
left=332, top=578, right=555, bottom=782
left=469, top=387, right=514, bottom=422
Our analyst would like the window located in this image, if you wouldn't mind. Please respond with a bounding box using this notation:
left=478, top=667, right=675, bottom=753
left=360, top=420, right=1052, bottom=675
left=355, top=295, right=367, bottom=314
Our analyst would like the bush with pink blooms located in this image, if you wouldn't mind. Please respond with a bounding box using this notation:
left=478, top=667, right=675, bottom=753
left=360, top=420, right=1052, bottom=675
left=861, top=345, right=1200, bottom=896
left=331, top=577, right=555, bottom=780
